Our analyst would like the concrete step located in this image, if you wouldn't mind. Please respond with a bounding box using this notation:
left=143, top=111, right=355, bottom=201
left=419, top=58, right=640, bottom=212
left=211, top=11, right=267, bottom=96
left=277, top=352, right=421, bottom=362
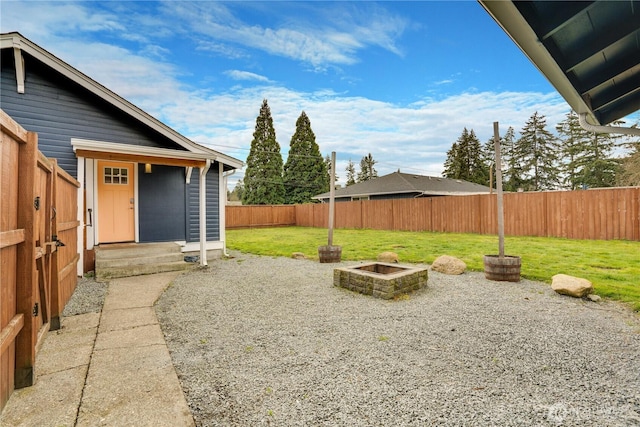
left=94, top=242, right=194, bottom=281
left=96, top=252, right=185, bottom=269
left=96, top=261, right=193, bottom=281
left=95, top=242, right=181, bottom=259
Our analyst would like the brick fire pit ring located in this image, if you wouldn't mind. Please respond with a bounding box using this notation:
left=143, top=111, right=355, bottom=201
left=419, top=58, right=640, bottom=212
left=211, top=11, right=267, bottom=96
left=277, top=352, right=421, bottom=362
left=333, top=262, right=428, bottom=299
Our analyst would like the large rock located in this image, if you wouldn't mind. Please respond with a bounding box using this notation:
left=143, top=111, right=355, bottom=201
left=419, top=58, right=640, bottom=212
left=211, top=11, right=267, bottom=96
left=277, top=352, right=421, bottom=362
left=377, top=252, right=398, bottom=263
left=551, top=274, right=593, bottom=298
left=431, top=255, right=466, bottom=275
left=291, top=252, right=306, bottom=260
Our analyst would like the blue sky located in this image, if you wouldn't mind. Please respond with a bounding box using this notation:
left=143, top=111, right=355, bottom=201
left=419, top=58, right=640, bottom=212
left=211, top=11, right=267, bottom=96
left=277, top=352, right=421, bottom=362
left=3, top=1, right=635, bottom=187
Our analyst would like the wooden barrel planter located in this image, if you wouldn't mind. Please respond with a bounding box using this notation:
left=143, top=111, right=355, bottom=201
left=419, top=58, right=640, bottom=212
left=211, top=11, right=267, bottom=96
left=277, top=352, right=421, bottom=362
left=318, top=245, right=342, bottom=263
left=483, top=255, right=521, bottom=282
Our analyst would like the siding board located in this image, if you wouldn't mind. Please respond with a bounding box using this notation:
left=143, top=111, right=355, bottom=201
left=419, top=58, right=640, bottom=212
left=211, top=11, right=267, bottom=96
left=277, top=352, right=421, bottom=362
left=186, top=167, right=220, bottom=242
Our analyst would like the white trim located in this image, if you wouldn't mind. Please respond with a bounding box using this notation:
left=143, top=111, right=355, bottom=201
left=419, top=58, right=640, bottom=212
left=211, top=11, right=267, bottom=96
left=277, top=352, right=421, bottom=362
left=199, top=160, right=212, bottom=266
left=86, top=159, right=95, bottom=250
left=219, top=162, right=226, bottom=255
left=134, top=163, right=140, bottom=242
left=76, top=157, right=85, bottom=276
left=71, top=138, right=231, bottom=164
left=185, top=166, right=193, bottom=184
left=92, top=159, right=100, bottom=245
left=13, top=46, right=24, bottom=93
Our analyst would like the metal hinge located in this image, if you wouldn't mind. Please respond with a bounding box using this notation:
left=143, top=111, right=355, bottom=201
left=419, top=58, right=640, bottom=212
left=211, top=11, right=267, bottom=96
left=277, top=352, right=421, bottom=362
left=33, top=302, right=39, bottom=317
left=34, top=196, right=40, bottom=210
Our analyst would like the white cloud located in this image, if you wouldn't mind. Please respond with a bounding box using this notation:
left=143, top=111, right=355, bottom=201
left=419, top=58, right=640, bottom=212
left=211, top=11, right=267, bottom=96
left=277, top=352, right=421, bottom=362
left=164, top=85, right=569, bottom=186
left=225, top=70, right=270, bottom=82
left=0, top=2, right=124, bottom=43
left=1, top=1, right=576, bottom=189
left=162, top=1, right=407, bottom=68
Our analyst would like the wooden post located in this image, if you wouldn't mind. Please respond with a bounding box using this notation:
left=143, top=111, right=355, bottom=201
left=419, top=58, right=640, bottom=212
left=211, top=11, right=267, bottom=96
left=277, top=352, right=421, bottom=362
left=15, top=130, right=38, bottom=388
left=494, top=122, right=505, bottom=258
left=489, top=163, right=494, bottom=195
left=50, top=160, right=61, bottom=331
left=328, top=151, right=336, bottom=246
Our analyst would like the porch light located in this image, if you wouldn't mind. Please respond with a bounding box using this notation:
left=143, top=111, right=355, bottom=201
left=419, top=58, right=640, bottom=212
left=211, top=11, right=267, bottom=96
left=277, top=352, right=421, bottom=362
left=145, top=163, right=152, bottom=173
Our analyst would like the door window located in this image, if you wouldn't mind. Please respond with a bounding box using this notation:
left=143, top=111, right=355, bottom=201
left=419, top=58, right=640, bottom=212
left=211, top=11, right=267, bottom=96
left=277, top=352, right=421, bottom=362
left=103, top=167, right=129, bottom=185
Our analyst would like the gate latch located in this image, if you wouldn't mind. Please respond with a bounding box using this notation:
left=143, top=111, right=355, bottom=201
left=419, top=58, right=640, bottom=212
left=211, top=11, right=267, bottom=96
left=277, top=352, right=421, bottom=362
left=34, top=196, right=40, bottom=210
left=33, top=302, right=39, bottom=317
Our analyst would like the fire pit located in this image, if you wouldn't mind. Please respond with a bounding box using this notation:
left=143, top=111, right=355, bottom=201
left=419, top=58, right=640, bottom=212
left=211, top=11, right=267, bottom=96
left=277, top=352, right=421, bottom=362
left=333, top=262, right=428, bottom=299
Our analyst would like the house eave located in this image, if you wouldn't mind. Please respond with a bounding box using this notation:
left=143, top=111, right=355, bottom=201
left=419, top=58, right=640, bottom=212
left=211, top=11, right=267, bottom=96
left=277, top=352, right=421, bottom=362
left=477, top=0, right=639, bottom=126
left=478, top=1, right=598, bottom=124
left=72, top=139, right=214, bottom=168
left=1, top=32, right=243, bottom=169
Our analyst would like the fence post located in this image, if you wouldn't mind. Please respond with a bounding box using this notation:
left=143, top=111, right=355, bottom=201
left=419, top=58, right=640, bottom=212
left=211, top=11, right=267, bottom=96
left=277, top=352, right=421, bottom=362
left=50, top=160, right=61, bottom=331
left=15, top=130, right=38, bottom=388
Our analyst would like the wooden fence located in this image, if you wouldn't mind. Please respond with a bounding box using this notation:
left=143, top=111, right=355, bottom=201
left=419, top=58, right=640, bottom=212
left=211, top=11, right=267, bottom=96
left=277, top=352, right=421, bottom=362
left=1, top=110, right=80, bottom=411
left=226, top=187, right=640, bottom=241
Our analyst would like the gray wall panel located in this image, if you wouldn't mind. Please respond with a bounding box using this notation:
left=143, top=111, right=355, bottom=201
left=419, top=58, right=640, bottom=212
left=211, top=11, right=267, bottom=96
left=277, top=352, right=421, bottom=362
left=138, top=164, right=187, bottom=242
left=186, top=165, right=220, bottom=242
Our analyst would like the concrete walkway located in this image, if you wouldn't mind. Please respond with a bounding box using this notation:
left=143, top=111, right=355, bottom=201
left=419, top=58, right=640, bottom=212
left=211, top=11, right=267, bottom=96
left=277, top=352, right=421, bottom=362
left=0, top=272, right=195, bottom=427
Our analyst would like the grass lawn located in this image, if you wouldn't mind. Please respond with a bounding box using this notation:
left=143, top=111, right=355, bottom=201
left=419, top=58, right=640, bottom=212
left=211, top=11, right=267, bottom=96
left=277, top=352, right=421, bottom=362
left=227, top=227, right=640, bottom=312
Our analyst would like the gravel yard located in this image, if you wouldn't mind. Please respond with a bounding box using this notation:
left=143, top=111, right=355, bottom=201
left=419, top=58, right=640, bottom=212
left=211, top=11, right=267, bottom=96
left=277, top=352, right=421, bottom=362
left=154, top=252, right=640, bottom=427
left=62, top=276, right=108, bottom=316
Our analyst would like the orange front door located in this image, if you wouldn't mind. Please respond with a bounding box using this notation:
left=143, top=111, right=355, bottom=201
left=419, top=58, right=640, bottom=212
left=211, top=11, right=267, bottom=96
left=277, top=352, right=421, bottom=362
left=97, top=161, right=135, bottom=243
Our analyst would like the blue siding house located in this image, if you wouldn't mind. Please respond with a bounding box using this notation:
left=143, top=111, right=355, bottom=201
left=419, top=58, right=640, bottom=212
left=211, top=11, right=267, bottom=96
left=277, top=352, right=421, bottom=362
left=1, top=32, right=243, bottom=273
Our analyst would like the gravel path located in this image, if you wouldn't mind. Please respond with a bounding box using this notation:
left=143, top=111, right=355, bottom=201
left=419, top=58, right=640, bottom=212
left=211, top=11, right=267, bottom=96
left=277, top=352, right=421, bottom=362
left=62, top=276, right=108, bottom=316
left=155, top=252, right=640, bottom=427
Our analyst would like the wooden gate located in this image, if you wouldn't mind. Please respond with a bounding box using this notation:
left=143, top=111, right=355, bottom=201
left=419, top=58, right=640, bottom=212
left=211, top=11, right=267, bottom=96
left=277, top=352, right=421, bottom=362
left=1, top=110, right=79, bottom=411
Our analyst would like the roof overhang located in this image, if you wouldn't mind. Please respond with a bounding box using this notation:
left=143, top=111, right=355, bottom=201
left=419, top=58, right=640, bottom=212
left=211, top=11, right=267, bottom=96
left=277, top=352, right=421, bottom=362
left=313, top=189, right=489, bottom=201
left=479, top=1, right=640, bottom=126
left=72, top=139, right=213, bottom=168
left=1, top=32, right=243, bottom=170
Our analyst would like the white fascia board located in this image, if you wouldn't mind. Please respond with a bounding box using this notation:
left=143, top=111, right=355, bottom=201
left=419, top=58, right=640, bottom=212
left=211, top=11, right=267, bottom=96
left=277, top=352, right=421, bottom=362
left=478, top=1, right=598, bottom=124
left=71, top=138, right=216, bottom=161
left=1, top=32, right=244, bottom=167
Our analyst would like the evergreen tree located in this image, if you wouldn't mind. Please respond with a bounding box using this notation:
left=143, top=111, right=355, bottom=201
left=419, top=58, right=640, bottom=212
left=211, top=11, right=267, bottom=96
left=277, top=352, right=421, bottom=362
left=357, top=153, right=378, bottom=182
left=442, top=128, right=488, bottom=185
left=617, top=141, right=640, bottom=186
left=443, top=142, right=463, bottom=179
left=242, top=99, right=285, bottom=205
left=556, top=110, right=591, bottom=190
left=616, top=122, right=640, bottom=186
left=481, top=126, right=523, bottom=192
left=228, top=181, right=244, bottom=202
left=577, top=121, right=622, bottom=189
left=282, top=111, right=329, bottom=204
left=345, top=159, right=357, bottom=186
left=514, top=112, right=560, bottom=191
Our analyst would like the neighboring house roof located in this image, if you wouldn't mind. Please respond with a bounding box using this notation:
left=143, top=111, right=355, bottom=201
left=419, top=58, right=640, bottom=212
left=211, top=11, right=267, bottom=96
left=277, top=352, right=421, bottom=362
left=479, top=1, right=640, bottom=127
left=0, top=32, right=243, bottom=169
left=314, top=171, right=491, bottom=201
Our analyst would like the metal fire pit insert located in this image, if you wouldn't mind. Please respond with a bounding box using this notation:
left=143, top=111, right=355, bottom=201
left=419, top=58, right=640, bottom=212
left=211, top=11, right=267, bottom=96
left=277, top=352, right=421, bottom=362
left=333, top=262, right=428, bottom=299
